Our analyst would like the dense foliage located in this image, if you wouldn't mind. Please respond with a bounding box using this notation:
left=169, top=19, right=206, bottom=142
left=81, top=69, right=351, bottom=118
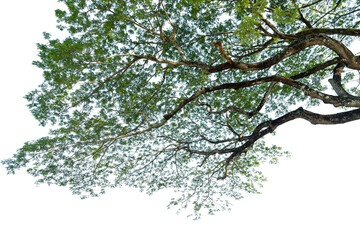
left=3, top=0, right=360, bottom=218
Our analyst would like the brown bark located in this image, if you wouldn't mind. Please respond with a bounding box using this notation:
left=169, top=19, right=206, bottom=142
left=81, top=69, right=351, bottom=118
left=217, top=107, right=360, bottom=179
left=207, top=34, right=360, bottom=74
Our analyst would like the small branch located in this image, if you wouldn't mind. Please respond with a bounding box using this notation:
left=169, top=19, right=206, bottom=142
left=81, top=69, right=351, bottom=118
left=292, top=0, right=313, bottom=28
left=233, top=38, right=275, bottom=60
left=217, top=155, right=232, bottom=180
left=334, top=7, right=360, bottom=23
left=258, top=13, right=295, bottom=39
left=158, top=2, right=189, bottom=62
left=207, top=106, right=252, bottom=117
left=300, top=0, right=324, bottom=9
left=313, top=0, right=342, bottom=26
left=71, top=58, right=138, bottom=105
left=248, top=82, right=277, bottom=118
left=291, top=57, right=343, bottom=80
left=123, top=16, right=162, bottom=38
left=102, top=53, right=182, bottom=67
left=225, top=123, right=243, bottom=139
left=92, top=140, right=116, bottom=175
left=212, top=41, right=233, bottom=64
left=198, top=155, right=210, bottom=167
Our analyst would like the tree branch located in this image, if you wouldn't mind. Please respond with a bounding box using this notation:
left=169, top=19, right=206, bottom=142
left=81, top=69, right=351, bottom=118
left=293, top=0, right=313, bottom=28
left=291, top=57, right=343, bottom=80
left=207, top=34, right=360, bottom=73
left=164, top=75, right=360, bottom=122
left=295, top=28, right=360, bottom=37
left=217, top=107, right=360, bottom=179
left=328, top=62, right=353, bottom=97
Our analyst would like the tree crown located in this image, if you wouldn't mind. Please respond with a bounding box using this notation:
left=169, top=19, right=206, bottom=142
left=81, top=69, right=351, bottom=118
left=3, top=0, right=360, bottom=218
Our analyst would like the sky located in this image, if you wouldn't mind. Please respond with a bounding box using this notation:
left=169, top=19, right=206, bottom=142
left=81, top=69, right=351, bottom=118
left=0, top=1, right=360, bottom=239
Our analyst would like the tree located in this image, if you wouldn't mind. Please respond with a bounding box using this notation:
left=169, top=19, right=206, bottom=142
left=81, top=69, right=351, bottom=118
left=3, top=0, right=360, bottom=217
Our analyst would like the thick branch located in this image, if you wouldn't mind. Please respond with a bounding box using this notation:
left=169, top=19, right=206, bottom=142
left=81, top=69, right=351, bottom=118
left=296, top=28, right=360, bottom=37
left=218, top=107, right=360, bottom=179
left=253, top=107, right=360, bottom=136
left=328, top=62, right=353, bottom=97
left=163, top=75, right=360, bottom=121
left=207, top=34, right=360, bottom=73
left=105, top=34, right=358, bottom=77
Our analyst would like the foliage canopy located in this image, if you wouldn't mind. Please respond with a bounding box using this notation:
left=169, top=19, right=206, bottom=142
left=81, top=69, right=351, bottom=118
left=3, top=0, right=360, bottom=217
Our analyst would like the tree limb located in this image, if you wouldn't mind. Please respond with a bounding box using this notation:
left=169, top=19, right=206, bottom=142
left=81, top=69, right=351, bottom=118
left=328, top=62, right=353, bottom=97
left=218, top=107, right=360, bottom=179
left=208, top=34, right=360, bottom=73
left=164, top=75, right=360, bottom=122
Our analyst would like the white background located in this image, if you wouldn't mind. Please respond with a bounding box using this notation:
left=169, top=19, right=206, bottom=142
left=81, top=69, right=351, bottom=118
left=1, top=1, right=359, bottom=239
